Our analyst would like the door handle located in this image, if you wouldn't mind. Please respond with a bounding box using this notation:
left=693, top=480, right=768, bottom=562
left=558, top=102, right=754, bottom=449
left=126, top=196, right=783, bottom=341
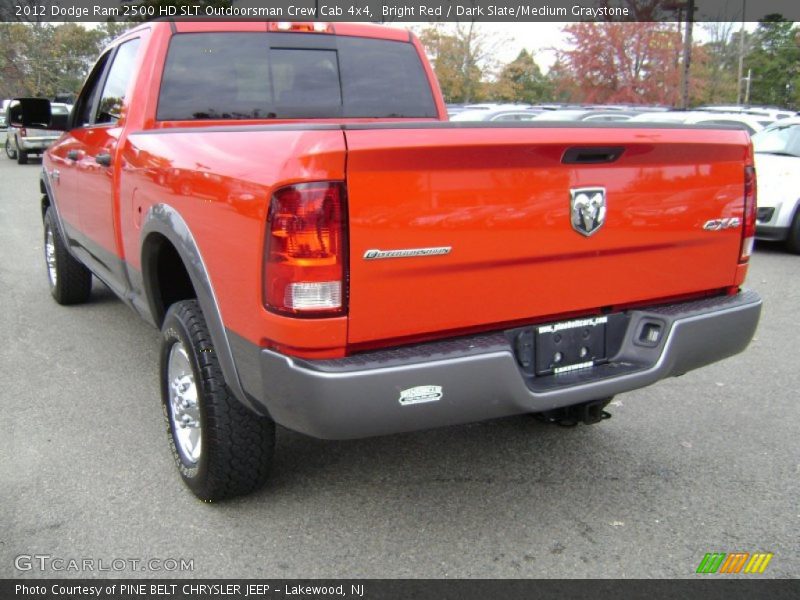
left=66, top=150, right=81, bottom=161
left=95, top=153, right=112, bottom=167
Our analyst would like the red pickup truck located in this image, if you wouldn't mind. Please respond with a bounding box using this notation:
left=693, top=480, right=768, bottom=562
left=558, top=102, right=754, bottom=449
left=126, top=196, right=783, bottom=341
left=17, top=21, right=761, bottom=501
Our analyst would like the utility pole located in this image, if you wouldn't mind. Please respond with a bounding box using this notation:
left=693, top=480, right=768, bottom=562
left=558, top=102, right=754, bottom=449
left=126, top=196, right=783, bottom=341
left=680, top=0, right=695, bottom=109
left=736, top=0, right=746, bottom=104
left=744, top=68, right=752, bottom=104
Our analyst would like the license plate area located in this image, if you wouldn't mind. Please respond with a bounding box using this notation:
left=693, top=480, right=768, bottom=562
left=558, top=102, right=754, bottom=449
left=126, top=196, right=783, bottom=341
left=535, top=316, right=608, bottom=376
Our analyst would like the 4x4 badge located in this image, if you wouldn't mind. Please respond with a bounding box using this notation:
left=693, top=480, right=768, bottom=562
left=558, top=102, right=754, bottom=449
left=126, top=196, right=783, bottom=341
left=570, top=188, right=607, bottom=236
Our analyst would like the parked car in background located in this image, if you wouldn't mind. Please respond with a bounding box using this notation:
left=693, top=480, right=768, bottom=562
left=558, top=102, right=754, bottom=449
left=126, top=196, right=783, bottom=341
left=450, top=107, right=542, bottom=122
left=446, top=103, right=468, bottom=118
left=532, top=109, right=638, bottom=123
left=0, top=99, right=9, bottom=147
left=462, top=102, right=532, bottom=111
left=698, top=105, right=796, bottom=122
left=750, top=118, right=800, bottom=252
left=0, top=111, right=6, bottom=148
left=628, top=111, right=767, bottom=135
left=5, top=101, right=71, bottom=164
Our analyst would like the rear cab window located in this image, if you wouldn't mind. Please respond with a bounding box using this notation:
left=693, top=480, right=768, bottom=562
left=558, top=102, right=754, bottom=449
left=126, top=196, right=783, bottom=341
left=157, top=32, right=437, bottom=120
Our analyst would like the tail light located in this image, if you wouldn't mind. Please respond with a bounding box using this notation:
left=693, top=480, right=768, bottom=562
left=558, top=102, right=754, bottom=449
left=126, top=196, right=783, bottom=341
left=740, top=165, right=757, bottom=262
left=19, top=127, right=27, bottom=137
left=264, top=182, right=347, bottom=316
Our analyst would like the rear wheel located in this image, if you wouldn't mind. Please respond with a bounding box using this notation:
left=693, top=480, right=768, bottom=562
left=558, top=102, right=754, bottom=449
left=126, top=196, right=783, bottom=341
left=785, top=206, right=800, bottom=254
left=5, top=137, right=17, bottom=159
left=16, top=149, right=28, bottom=165
left=160, top=300, right=275, bottom=501
left=44, top=207, right=92, bottom=304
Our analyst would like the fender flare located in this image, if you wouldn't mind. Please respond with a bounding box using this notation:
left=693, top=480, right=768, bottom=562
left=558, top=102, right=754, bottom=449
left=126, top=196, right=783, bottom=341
left=140, top=204, right=266, bottom=416
left=40, top=167, right=76, bottom=259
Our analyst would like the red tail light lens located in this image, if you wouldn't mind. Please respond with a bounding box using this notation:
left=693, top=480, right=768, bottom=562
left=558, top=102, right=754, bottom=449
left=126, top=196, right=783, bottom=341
left=264, top=182, right=347, bottom=316
left=740, top=165, right=757, bottom=262
left=19, top=127, right=27, bottom=137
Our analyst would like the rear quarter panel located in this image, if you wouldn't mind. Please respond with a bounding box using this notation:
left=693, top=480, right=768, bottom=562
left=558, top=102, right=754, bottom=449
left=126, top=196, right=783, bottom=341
left=119, top=128, right=348, bottom=352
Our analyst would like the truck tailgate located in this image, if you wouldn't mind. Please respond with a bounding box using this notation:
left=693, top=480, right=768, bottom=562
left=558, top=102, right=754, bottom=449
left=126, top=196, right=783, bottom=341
left=343, top=125, right=750, bottom=345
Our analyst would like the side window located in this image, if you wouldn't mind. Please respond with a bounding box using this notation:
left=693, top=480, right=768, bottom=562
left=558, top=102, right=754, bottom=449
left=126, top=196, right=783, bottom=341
left=96, top=38, right=141, bottom=125
left=73, top=51, right=112, bottom=128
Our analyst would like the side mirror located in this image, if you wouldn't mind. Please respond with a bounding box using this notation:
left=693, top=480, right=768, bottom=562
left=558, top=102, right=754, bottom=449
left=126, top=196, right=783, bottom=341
left=8, top=98, right=69, bottom=131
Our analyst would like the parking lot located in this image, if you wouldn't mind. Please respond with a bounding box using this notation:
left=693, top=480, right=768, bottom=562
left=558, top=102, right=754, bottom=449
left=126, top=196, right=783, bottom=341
left=1, top=155, right=798, bottom=579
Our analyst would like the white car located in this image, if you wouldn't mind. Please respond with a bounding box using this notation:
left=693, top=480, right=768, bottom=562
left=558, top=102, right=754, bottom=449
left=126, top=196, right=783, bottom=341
left=628, top=111, right=767, bottom=135
left=751, top=118, right=800, bottom=252
left=698, top=105, right=796, bottom=121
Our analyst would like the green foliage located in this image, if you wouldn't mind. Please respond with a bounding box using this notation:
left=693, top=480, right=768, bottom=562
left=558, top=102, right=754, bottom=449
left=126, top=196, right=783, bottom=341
left=0, top=22, right=110, bottom=99
left=745, top=15, right=800, bottom=108
left=691, top=23, right=742, bottom=106
left=491, top=50, right=548, bottom=103
left=416, top=23, right=502, bottom=103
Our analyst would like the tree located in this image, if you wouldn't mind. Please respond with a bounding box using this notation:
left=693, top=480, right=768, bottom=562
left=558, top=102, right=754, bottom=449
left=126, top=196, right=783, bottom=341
left=491, top=50, right=548, bottom=103
left=745, top=15, right=800, bottom=108
left=556, top=22, right=683, bottom=105
left=545, top=58, right=578, bottom=103
left=0, top=23, right=111, bottom=99
left=96, top=21, right=134, bottom=49
left=415, top=22, right=503, bottom=103
left=692, top=22, right=741, bottom=105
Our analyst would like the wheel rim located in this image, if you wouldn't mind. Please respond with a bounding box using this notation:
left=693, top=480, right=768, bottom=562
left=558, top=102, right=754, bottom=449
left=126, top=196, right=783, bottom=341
left=5, top=138, right=15, bottom=159
left=167, top=342, right=202, bottom=465
left=45, top=226, right=57, bottom=287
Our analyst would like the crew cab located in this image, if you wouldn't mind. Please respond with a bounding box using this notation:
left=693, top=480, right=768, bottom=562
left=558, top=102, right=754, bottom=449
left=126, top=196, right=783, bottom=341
left=16, top=21, right=762, bottom=501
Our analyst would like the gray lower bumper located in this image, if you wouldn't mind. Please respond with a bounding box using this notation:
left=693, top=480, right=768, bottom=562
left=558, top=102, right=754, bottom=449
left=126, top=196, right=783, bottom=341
left=19, top=138, right=56, bottom=152
left=259, top=290, right=762, bottom=440
left=756, top=225, right=789, bottom=242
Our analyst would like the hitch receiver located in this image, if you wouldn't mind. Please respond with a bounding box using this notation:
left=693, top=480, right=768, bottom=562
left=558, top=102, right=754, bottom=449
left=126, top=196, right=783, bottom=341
left=534, top=398, right=613, bottom=427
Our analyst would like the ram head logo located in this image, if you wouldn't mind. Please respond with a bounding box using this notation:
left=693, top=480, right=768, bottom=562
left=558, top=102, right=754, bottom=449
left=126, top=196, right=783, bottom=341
left=570, top=188, right=607, bottom=236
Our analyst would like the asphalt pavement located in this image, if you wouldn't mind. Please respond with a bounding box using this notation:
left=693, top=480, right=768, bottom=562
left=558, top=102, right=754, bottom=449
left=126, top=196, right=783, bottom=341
left=1, top=155, right=798, bottom=579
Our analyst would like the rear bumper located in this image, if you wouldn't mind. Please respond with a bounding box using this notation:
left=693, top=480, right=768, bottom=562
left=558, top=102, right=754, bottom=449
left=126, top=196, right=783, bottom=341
left=755, top=225, right=789, bottom=242
left=258, top=290, right=761, bottom=439
left=18, top=137, right=57, bottom=152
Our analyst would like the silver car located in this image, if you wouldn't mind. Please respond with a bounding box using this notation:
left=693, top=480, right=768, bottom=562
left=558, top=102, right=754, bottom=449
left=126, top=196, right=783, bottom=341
left=5, top=101, right=70, bottom=164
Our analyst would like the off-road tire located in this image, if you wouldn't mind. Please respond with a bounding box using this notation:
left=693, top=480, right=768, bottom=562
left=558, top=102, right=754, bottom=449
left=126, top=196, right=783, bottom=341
left=16, top=149, right=28, bottom=164
left=44, top=207, right=92, bottom=304
left=786, top=206, right=800, bottom=254
left=160, top=300, right=275, bottom=501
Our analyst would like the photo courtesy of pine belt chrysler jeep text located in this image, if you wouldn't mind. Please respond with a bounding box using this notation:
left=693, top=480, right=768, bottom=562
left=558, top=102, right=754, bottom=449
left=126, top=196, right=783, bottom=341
left=14, top=20, right=762, bottom=501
